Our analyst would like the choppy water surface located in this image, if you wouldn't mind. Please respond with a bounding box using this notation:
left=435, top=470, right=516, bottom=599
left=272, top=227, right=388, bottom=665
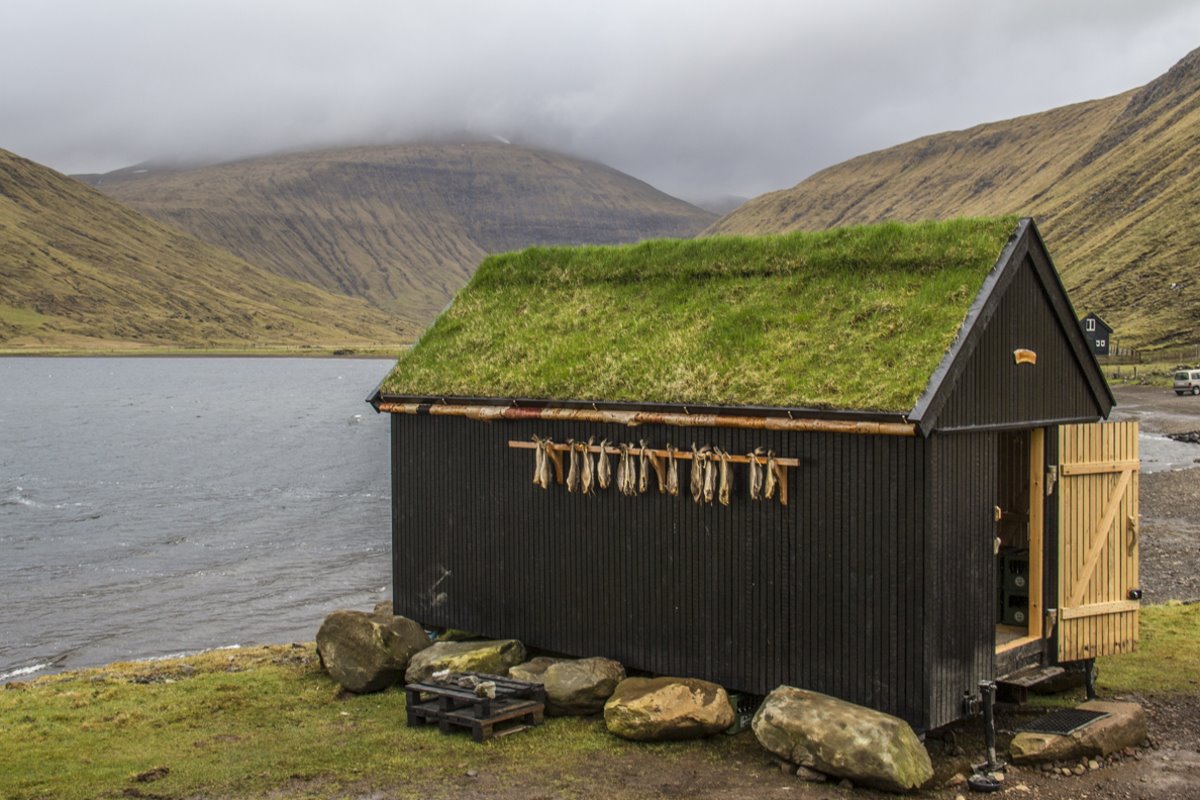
left=0, top=357, right=394, bottom=680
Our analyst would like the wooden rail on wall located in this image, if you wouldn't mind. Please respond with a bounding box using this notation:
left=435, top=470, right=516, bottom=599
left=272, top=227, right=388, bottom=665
left=507, top=439, right=799, bottom=467
left=508, top=439, right=795, bottom=505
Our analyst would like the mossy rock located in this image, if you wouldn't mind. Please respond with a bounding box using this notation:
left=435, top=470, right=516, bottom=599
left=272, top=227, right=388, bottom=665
left=403, top=639, right=526, bottom=684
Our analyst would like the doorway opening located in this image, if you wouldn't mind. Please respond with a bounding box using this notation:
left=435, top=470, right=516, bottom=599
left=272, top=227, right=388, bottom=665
left=996, top=428, right=1044, bottom=653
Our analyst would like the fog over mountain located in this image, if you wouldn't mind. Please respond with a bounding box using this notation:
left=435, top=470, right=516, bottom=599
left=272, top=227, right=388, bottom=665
left=3, top=1, right=1199, bottom=199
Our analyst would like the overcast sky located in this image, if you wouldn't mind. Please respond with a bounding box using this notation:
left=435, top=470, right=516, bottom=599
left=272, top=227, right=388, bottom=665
left=3, top=1, right=1198, bottom=200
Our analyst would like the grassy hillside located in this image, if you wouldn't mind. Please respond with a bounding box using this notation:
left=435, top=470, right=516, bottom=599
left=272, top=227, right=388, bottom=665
left=710, top=47, right=1200, bottom=350
left=87, top=142, right=717, bottom=328
left=0, top=149, right=413, bottom=353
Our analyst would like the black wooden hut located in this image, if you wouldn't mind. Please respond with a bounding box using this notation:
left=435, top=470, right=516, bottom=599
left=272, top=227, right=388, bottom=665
left=369, top=217, right=1140, bottom=732
left=1080, top=312, right=1113, bottom=356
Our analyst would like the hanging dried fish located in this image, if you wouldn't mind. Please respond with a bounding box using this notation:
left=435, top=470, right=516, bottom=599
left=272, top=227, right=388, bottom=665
left=665, top=445, right=679, bottom=496
left=703, top=448, right=716, bottom=504
left=597, top=439, right=612, bottom=489
left=690, top=444, right=704, bottom=504
left=717, top=448, right=732, bottom=506
left=580, top=437, right=595, bottom=495
left=532, top=436, right=550, bottom=490
left=625, top=443, right=638, bottom=495
left=764, top=450, right=778, bottom=500
left=638, top=440, right=650, bottom=494
left=617, top=443, right=631, bottom=495
left=748, top=447, right=764, bottom=500
left=532, top=436, right=544, bottom=487
left=566, top=439, right=579, bottom=493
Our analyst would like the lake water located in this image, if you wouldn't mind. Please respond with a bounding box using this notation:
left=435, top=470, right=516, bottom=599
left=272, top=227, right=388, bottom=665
left=0, top=357, right=394, bottom=681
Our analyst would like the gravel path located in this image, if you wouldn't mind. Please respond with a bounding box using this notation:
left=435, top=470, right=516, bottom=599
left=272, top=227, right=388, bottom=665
left=1112, top=385, right=1200, bottom=603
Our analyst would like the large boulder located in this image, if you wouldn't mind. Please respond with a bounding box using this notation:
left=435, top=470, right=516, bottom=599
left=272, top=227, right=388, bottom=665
left=1010, top=700, right=1148, bottom=764
left=511, top=656, right=626, bottom=716
left=509, top=656, right=559, bottom=683
left=316, top=609, right=431, bottom=693
left=752, top=686, right=933, bottom=793
left=403, top=639, right=527, bottom=684
left=604, top=676, right=734, bottom=741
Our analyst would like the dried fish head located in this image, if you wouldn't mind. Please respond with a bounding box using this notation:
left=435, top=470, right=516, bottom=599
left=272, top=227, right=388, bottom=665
left=581, top=437, right=595, bottom=495
left=625, top=443, right=638, bottom=495
left=717, top=448, right=732, bottom=506
left=748, top=447, right=764, bottom=500
left=702, top=449, right=716, bottom=504
left=597, top=439, right=612, bottom=489
left=532, top=435, right=549, bottom=489
left=566, top=438, right=579, bottom=493
left=665, top=444, right=679, bottom=496
left=764, top=450, right=778, bottom=500
left=637, top=439, right=650, bottom=494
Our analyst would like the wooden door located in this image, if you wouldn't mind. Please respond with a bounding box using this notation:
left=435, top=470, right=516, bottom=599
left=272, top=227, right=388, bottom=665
left=1057, top=421, right=1139, bottom=661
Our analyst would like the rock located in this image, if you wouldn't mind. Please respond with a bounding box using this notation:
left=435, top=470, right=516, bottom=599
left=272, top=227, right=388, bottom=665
left=510, top=656, right=625, bottom=716
left=603, top=676, right=734, bottom=741
left=1088, top=759, right=1100, bottom=770
left=751, top=685, right=933, bottom=793
left=372, top=600, right=393, bottom=616
left=795, top=766, right=827, bottom=782
left=1010, top=701, right=1148, bottom=764
left=837, top=778, right=854, bottom=790
left=316, top=609, right=431, bottom=693
left=945, top=772, right=967, bottom=788
left=509, top=656, right=560, bottom=683
left=1073, top=765, right=1085, bottom=776
left=403, top=639, right=526, bottom=684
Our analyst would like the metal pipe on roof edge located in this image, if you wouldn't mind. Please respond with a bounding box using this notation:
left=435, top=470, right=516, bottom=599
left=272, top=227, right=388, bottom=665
left=376, top=402, right=918, bottom=437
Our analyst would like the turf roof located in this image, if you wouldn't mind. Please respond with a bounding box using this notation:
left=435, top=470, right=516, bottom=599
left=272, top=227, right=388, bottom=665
left=379, top=216, right=1020, bottom=412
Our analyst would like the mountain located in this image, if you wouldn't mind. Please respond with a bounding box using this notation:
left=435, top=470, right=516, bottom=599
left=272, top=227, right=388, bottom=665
left=709, top=47, right=1200, bottom=349
left=0, top=148, right=412, bottom=352
left=85, top=142, right=717, bottom=328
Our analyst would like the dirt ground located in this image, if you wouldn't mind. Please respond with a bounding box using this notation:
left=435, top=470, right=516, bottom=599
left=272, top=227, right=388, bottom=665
left=407, top=385, right=1200, bottom=800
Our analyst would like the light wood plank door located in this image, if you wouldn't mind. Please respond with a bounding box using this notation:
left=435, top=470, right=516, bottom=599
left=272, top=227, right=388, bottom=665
left=1057, top=421, right=1140, bottom=661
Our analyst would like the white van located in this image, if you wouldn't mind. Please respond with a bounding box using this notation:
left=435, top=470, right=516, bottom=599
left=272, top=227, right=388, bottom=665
left=1174, top=369, right=1200, bottom=395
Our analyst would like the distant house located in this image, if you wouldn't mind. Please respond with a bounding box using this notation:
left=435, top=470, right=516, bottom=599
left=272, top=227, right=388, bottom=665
left=1080, top=312, right=1112, bottom=356
left=370, top=217, right=1139, bottom=733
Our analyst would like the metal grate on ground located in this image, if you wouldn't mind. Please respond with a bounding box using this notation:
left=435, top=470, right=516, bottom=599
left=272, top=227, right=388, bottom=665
left=1016, top=709, right=1110, bottom=736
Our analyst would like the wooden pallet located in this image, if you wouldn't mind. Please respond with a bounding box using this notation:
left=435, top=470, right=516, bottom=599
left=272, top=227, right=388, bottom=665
left=404, top=673, right=546, bottom=742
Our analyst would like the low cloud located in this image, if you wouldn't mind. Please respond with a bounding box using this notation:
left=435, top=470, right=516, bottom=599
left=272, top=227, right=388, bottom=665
left=4, top=0, right=1198, bottom=199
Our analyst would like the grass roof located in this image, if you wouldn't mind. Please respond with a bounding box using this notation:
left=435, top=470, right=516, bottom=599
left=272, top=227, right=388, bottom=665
left=379, top=217, right=1020, bottom=412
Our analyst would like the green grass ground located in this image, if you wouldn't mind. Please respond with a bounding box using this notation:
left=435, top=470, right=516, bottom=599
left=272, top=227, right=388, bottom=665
left=2, top=603, right=1194, bottom=800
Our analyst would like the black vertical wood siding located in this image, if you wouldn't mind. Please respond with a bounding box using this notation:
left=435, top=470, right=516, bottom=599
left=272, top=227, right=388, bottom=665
left=926, top=431, right=998, bottom=727
left=934, top=255, right=1102, bottom=431
left=391, top=415, right=939, bottom=728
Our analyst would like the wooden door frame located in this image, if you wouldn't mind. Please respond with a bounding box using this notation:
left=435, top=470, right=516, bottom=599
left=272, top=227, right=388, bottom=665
left=996, top=427, right=1045, bottom=654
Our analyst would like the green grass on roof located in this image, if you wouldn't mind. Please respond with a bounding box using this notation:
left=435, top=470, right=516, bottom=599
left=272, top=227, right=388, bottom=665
left=380, top=217, right=1020, bottom=412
